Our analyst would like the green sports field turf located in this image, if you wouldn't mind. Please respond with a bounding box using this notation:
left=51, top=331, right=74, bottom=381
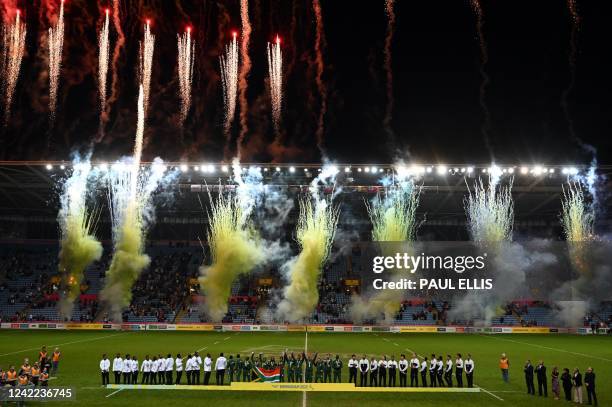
left=0, top=330, right=609, bottom=406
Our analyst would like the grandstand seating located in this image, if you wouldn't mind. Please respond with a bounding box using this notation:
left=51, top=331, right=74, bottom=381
left=0, top=241, right=609, bottom=328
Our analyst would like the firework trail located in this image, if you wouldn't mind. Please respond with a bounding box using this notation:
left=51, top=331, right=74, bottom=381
left=470, top=0, right=493, bottom=158
left=312, top=0, right=328, bottom=153
left=104, top=0, right=125, bottom=127
left=1, top=10, right=26, bottom=125
left=561, top=0, right=580, bottom=135
left=383, top=0, right=396, bottom=141
left=98, top=8, right=110, bottom=122
left=198, top=162, right=264, bottom=321
left=277, top=167, right=340, bottom=322
left=100, top=89, right=168, bottom=320
left=220, top=32, right=239, bottom=141
left=267, top=36, right=282, bottom=136
left=177, top=27, right=195, bottom=126
left=139, top=20, right=155, bottom=118
left=236, top=0, right=252, bottom=157
left=57, top=160, right=103, bottom=320
left=48, top=0, right=65, bottom=122
left=350, top=180, right=421, bottom=323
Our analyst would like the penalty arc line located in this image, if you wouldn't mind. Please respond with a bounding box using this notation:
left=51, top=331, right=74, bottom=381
left=106, top=388, right=124, bottom=398
left=478, top=386, right=504, bottom=401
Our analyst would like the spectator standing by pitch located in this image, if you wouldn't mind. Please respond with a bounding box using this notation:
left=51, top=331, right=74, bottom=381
left=561, top=368, right=572, bottom=401
left=573, top=368, right=583, bottom=404
left=535, top=360, right=547, bottom=397
left=112, top=353, right=122, bottom=384
left=585, top=367, right=597, bottom=406
left=524, top=360, right=535, bottom=395
left=464, top=354, right=474, bottom=388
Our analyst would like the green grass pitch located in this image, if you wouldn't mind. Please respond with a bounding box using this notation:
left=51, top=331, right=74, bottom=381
left=0, top=330, right=609, bottom=406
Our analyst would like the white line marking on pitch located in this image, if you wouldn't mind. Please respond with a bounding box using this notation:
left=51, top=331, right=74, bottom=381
left=0, top=333, right=128, bottom=357
left=478, top=386, right=504, bottom=401
left=480, top=335, right=612, bottom=362
left=105, top=388, right=124, bottom=398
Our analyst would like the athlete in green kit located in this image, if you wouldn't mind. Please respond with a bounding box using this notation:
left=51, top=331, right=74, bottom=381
left=323, top=354, right=332, bottom=382
left=304, top=351, right=318, bottom=383
left=235, top=354, right=244, bottom=382
left=287, top=353, right=296, bottom=382
left=315, top=360, right=325, bottom=382
left=279, top=350, right=288, bottom=382
left=243, top=354, right=252, bottom=382
left=294, top=352, right=305, bottom=383
left=227, top=355, right=236, bottom=383
left=332, top=354, right=343, bottom=383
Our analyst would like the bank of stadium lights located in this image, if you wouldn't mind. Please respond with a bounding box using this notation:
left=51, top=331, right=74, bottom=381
left=221, top=165, right=229, bottom=173
left=289, top=166, right=295, bottom=173
left=436, top=165, right=447, bottom=175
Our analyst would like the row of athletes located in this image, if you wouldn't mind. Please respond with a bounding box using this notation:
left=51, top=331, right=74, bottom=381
left=99, top=350, right=475, bottom=388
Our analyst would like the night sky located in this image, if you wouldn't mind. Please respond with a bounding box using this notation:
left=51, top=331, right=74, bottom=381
left=1, top=0, right=611, bottom=165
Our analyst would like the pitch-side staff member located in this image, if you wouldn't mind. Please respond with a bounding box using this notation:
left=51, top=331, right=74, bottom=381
left=429, top=355, right=437, bottom=387
left=112, top=353, right=123, bottom=384
left=100, top=354, right=110, bottom=386
left=410, top=353, right=419, bottom=387
left=175, top=354, right=184, bottom=384
left=215, top=353, right=227, bottom=385
left=455, top=353, right=464, bottom=387
left=420, top=357, right=428, bottom=387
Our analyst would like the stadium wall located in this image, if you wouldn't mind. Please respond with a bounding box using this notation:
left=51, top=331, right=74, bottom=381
left=0, top=322, right=607, bottom=335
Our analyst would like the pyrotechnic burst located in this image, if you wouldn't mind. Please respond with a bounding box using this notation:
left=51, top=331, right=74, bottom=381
left=220, top=32, right=239, bottom=139
left=312, top=0, right=328, bottom=153
left=470, top=0, right=493, bottom=157
left=57, top=160, right=103, bottom=320
left=351, top=181, right=421, bottom=323
left=383, top=0, right=396, bottom=140
left=198, top=162, right=264, bottom=321
left=177, top=27, right=195, bottom=126
left=139, top=20, right=155, bottom=118
left=48, top=0, right=65, bottom=122
left=465, top=176, right=514, bottom=244
left=266, top=36, right=282, bottom=135
left=277, top=196, right=339, bottom=322
left=1, top=10, right=26, bottom=125
left=98, top=8, right=110, bottom=119
left=561, top=182, right=594, bottom=243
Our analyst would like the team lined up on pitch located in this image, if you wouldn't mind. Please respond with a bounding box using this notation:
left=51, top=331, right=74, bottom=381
left=99, top=350, right=475, bottom=387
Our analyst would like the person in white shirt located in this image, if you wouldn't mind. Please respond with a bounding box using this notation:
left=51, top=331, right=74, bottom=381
left=399, top=354, right=408, bottom=387
left=100, top=354, right=110, bottom=386
left=455, top=353, right=464, bottom=387
left=131, top=356, right=139, bottom=384
left=151, top=356, right=159, bottom=385
left=203, top=353, right=213, bottom=385
left=185, top=354, right=193, bottom=385
left=193, top=352, right=202, bottom=385
left=464, top=354, right=475, bottom=388
left=215, top=353, right=228, bottom=385
left=122, top=353, right=132, bottom=384
left=369, top=358, right=378, bottom=387
left=378, top=356, right=387, bottom=387
left=387, top=356, right=398, bottom=387
left=112, top=354, right=123, bottom=384
left=410, top=353, right=420, bottom=387
left=359, top=355, right=369, bottom=387
left=158, top=355, right=167, bottom=384
left=175, top=354, right=184, bottom=385
left=444, top=355, right=453, bottom=387
left=165, top=354, right=174, bottom=385
left=348, top=354, right=358, bottom=385
left=420, top=357, right=428, bottom=387
left=429, top=354, right=438, bottom=387
left=436, top=355, right=444, bottom=387
left=141, top=355, right=151, bottom=384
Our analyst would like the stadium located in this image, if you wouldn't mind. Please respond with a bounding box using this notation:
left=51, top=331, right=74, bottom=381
left=1, top=1, right=611, bottom=406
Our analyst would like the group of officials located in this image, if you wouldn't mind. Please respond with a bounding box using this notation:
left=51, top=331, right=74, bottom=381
left=499, top=353, right=598, bottom=406
left=99, top=350, right=475, bottom=388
